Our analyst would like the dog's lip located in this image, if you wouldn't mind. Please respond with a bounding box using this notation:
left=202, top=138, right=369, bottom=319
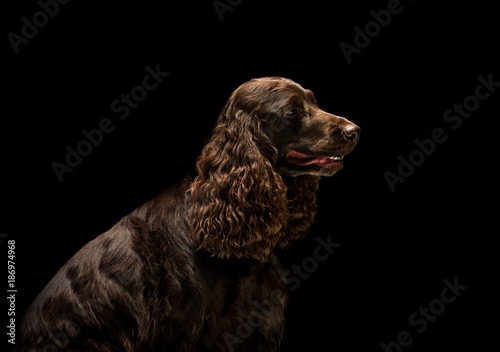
left=286, top=150, right=345, bottom=167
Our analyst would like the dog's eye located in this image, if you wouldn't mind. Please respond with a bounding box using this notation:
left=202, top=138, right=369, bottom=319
left=285, top=108, right=297, bottom=116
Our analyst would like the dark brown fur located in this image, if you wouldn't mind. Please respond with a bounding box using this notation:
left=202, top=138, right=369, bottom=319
left=17, top=77, right=359, bottom=351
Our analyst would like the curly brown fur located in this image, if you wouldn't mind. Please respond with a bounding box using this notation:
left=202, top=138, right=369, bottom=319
left=188, top=97, right=290, bottom=260
left=17, top=77, right=359, bottom=351
left=278, top=175, right=320, bottom=249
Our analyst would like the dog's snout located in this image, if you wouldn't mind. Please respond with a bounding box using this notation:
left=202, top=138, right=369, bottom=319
left=342, top=124, right=360, bottom=143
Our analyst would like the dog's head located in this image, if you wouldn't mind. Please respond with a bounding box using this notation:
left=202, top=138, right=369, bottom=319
left=231, top=77, right=360, bottom=177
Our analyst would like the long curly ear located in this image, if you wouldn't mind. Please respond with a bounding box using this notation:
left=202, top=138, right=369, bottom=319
left=188, top=105, right=289, bottom=260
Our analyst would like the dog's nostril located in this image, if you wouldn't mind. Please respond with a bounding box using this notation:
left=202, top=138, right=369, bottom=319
left=342, top=125, right=360, bottom=142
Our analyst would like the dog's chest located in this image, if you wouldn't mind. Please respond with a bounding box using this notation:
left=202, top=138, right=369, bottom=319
left=176, top=253, right=290, bottom=346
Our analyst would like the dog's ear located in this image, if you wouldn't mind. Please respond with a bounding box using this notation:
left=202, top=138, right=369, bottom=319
left=188, top=102, right=289, bottom=260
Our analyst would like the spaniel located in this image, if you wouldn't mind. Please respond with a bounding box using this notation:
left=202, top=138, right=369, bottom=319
left=18, top=77, right=359, bottom=351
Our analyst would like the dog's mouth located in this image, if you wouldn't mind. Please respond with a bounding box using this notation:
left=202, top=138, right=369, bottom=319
left=286, top=150, right=345, bottom=168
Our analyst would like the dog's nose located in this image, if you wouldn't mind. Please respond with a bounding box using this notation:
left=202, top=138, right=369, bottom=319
left=342, top=124, right=360, bottom=143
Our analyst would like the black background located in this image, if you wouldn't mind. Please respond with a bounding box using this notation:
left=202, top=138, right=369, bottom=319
left=2, top=0, right=498, bottom=351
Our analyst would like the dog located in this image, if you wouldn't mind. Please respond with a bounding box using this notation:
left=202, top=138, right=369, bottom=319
left=18, top=77, right=359, bottom=351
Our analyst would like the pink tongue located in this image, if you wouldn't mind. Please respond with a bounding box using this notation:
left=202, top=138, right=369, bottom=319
left=287, top=150, right=333, bottom=165
left=314, top=157, right=333, bottom=165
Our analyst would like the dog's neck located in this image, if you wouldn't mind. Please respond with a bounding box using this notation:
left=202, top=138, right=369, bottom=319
left=277, top=175, right=320, bottom=249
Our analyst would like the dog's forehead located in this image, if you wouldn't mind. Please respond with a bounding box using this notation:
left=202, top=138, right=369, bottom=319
left=276, top=81, right=315, bottom=100
left=266, top=80, right=311, bottom=100
left=248, top=77, right=304, bottom=92
left=235, top=77, right=315, bottom=107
